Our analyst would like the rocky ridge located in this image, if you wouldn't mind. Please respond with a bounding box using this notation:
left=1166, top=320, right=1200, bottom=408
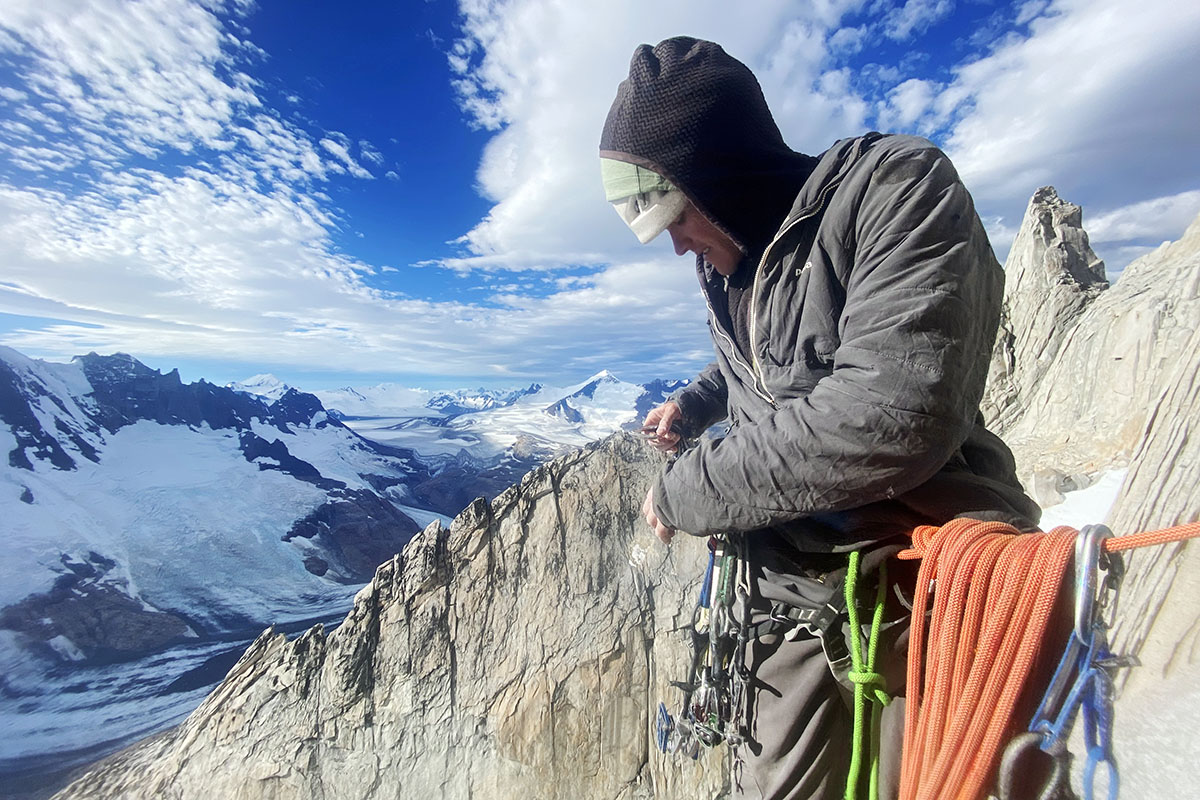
left=984, top=187, right=1200, bottom=488
left=985, top=189, right=1200, bottom=795
left=55, top=435, right=725, bottom=799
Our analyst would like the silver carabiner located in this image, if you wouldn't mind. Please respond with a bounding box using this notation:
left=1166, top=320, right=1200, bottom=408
left=1074, top=524, right=1113, bottom=645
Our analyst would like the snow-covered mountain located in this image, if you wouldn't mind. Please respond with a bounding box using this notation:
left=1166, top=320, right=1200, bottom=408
left=226, top=373, right=293, bottom=403
left=281, top=370, right=682, bottom=523
left=0, top=347, right=688, bottom=783
left=3, top=350, right=685, bottom=669
left=329, top=370, right=683, bottom=459
left=0, top=348, right=437, bottom=669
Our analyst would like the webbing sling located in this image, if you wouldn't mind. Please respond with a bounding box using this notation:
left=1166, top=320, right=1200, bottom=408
left=845, top=551, right=891, bottom=800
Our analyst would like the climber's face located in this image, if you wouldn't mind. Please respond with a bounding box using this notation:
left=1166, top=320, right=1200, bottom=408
left=666, top=201, right=742, bottom=276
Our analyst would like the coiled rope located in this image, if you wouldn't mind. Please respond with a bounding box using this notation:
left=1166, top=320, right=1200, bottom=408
left=896, top=518, right=1200, bottom=800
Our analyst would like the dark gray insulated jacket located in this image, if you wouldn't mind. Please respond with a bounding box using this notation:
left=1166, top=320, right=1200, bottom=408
left=661, top=132, right=1040, bottom=550
left=599, top=37, right=1039, bottom=553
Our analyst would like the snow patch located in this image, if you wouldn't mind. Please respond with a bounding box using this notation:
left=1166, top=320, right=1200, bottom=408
left=1038, top=468, right=1128, bottom=530
left=45, top=635, right=86, bottom=662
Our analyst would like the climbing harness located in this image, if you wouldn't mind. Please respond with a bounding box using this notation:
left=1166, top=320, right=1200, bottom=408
left=656, top=536, right=892, bottom=800
left=654, top=511, right=1200, bottom=798
left=656, top=535, right=749, bottom=757
left=897, top=518, right=1200, bottom=800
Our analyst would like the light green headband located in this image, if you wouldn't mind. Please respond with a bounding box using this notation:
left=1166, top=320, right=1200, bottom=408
left=600, top=158, right=674, bottom=202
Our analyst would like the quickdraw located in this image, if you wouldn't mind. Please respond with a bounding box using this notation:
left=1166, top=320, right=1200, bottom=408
left=656, top=536, right=880, bottom=791
left=656, top=535, right=750, bottom=758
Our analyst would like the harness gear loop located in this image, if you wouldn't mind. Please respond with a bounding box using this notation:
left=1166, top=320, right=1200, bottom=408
left=656, top=534, right=748, bottom=758
left=844, top=550, right=891, bottom=800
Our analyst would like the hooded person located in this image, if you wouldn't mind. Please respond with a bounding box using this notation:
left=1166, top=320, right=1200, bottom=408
left=600, top=37, right=1039, bottom=800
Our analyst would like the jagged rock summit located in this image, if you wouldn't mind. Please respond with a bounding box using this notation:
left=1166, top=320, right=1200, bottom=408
left=984, top=187, right=1200, bottom=488
left=55, top=434, right=725, bottom=800
left=984, top=186, right=1108, bottom=433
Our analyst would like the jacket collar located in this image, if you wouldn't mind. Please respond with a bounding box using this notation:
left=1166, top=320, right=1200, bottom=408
left=779, top=132, right=887, bottom=230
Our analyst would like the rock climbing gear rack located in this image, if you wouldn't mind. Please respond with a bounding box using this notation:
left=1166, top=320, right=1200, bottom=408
left=656, top=535, right=749, bottom=758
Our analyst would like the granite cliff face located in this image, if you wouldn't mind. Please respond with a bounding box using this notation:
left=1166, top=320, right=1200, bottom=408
left=56, top=435, right=726, bottom=800
left=984, top=188, right=1200, bottom=489
left=53, top=194, right=1200, bottom=799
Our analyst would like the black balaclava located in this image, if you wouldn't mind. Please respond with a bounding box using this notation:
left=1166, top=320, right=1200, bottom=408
left=599, top=37, right=817, bottom=261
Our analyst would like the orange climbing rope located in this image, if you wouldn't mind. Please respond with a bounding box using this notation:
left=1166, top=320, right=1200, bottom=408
left=896, top=518, right=1200, bottom=800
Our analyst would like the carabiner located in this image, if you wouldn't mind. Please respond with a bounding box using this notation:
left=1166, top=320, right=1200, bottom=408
left=1083, top=747, right=1119, bottom=800
left=1079, top=633, right=1120, bottom=800
left=997, top=732, right=1073, bottom=800
left=1074, top=524, right=1112, bottom=644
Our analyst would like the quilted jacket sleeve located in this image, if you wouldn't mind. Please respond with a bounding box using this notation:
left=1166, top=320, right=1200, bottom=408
left=667, top=360, right=729, bottom=438
left=653, top=144, right=1002, bottom=536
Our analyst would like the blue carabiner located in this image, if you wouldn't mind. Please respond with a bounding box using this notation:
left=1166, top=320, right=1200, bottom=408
left=698, top=546, right=716, bottom=609
left=1080, top=629, right=1120, bottom=800
left=1083, top=753, right=1119, bottom=800
left=1024, top=524, right=1127, bottom=799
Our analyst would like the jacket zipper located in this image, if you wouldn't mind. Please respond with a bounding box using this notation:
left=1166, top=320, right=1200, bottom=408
left=747, top=176, right=843, bottom=408
left=701, top=287, right=775, bottom=406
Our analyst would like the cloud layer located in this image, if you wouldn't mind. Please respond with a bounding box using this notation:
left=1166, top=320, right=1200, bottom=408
left=1, top=0, right=1197, bottom=386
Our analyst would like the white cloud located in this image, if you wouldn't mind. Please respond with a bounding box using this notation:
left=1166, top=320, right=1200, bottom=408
left=877, top=77, right=940, bottom=131
left=981, top=215, right=1021, bottom=268
left=0, top=141, right=85, bottom=171
left=444, top=0, right=872, bottom=272
left=0, top=0, right=366, bottom=188
left=358, top=140, right=384, bottom=166
left=0, top=0, right=258, bottom=158
left=2, top=0, right=1196, bottom=386
left=0, top=170, right=712, bottom=378
left=1086, top=191, right=1200, bottom=245
left=828, top=25, right=867, bottom=55
left=1014, top=0, right=1049, bottom=26
left=319, top=138, right=373, bottom=179
left=929, top=0, right=1200, bottom=216
left=1095, top=244, right=1158, bottom=282
left=883, top=0, right=954, bottom=41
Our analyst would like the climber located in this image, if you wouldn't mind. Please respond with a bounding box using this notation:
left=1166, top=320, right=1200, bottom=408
left=600, top=37, right=1041, bottom=800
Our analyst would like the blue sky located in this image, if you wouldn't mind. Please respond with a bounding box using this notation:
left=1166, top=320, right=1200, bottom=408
left=1, top=0, right=1197, bottom=390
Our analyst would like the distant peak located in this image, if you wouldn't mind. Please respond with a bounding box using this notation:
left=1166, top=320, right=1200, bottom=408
left=242, top=373, right=283, bottom=386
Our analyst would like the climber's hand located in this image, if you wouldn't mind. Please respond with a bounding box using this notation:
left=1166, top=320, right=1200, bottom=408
left=642, top=487, right=675, bottom=544
left=640, top=402, right=683, bottom=454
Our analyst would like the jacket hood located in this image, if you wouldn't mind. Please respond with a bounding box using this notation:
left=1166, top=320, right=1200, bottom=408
left=599, top=37, right=817, bottom=258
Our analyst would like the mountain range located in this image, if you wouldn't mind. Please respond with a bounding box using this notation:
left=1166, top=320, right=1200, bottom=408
left=0, top=350, right=682, bottom=787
